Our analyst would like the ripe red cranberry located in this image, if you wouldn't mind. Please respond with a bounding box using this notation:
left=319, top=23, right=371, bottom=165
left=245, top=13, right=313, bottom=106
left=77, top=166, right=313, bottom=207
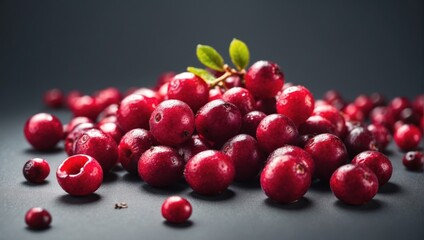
left=23, top=158, right=50, bottom=183
left=24, top=113, right=63, bottom=151
left=69, top=95, right=101, bottom=121
left=25, top=207, right=52, bottom=229
left=43, top=88, right=64, bottom=108
left=312, top=105, right=347, bottom=138
left=63, top=116, right=93, bottom=138
left=255, top=97, right=277, bottom=115
left=149, top=100, right=195, bottom=146
left=118, top=128, right=155, bottom=174
left=367, top=124, right=391, bottom=151
left=161, top=196, right=192, bottom=224
left=369, top=106, right=396, bottom=131
left=167, top=72, right=209, bottom=113
left=353, top=94, right=373, bottom=116
left=64, top=122, right=95, bottom=156
left=138, top=146, right=184, bottom=187
left=117, top=94, right=158, bottom=133
left=394, top=124, right=422, bottom=151
left=155, top=71, right=176, bottom=90
left=343, top=103, right=365, bottom=122
left=412, top=94, right=424, bottom=117
left=221, top=134, right=265, bottom=181
left=66, top=90, right=82, bottom=108
left=276, top=85, right=314, bottom=126
left=298, top=115, right=337, bottom=136
left=351, top=151, right=392, bottom=186
left=402, top=151, right=424, bottom=171
left=94, top=87, right=122, bottom=110
left=97, top=116, right=118, bottom=126
left=370, top=92, right=386, bottom=107
left=74, top=129, right=118, bottom=172
left=344, top=126, right=378, bottom=156
left=268, top=145, right=315, bottom=177
left=157, top=82, right=169, bottom=101
left=256, top=114, right=298, bottom=153
left=208, top=87, right=224, bottom=101
left=56, top=154, right=103, bottom=196
left=133, top=88, right=162, bottom=102
left=222, top=87, right=256, bottom=115
left=245, top=60, right=284, bottom=99
left=177, top=135, right=211, bottom=163
left=323, top=90, right=345, bottom=110
left=97, top=121, right=123, bottom=144
left=224, top=75, right=243, bottom=89
left=184, top=150, right=235, bottom=195
left=260, top=154, right=311, bottom=204
left=98, top=104, right=118, bottom=121
left=330, top=164, right=378, bottom=205
left=389, top=97, right=411, bottom=118
left=399, top=108, right=420, bottom=125
left=195, top=100, right=242, bottom=144
left=240, top=111, right=267, bottom=137
left=304, top=133, right=348, bottom=181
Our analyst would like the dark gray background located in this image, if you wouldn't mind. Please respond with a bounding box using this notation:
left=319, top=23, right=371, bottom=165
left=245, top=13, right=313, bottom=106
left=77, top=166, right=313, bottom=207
left=0, top=0, right=423, bottom=240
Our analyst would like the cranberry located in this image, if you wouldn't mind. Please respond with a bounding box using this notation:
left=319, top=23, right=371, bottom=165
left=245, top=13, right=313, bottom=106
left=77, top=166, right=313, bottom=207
left=221, top=134, right=265, bottom=181
left=344, top=126, right=378, bottom=156
left=282, top=82, right=294, bottom=90
left=304, top=133, right=348, bottom=181
left=369, top=106, right=396, bottom=131
left=255, top=98, right=277, bottom=115
left=63, top=116, right=93, bottom=138
left=64, top=122, right=96, bottom=156
left=353, top=94, right=373, bottom=117
left=184, top=150, right=235, bottom=195
left=69, top=95, right=101, bottom=121
left=343, top=103, right=365, bottom=122
left=195, top=100, right=242, bottom=144
left=23, top=158, right=50, bottom=183
left=94, top=87, right=122, bottom=110
left=370, top=92, right=386, bottom=107
left=167, top=72, right=209, bottom=113
left=276, top=85, right=314, bottom=126
left=394, top=124, right=422, bottom=151
left=25, top=207, right=52, bottom=229
left=222, top=87, right=256, bottom=115
left=224, top=75, right=243, bottom=89
left=245, top=60, right=284, bottom=99
left=389, top=97, right=411, bottom=118
left=399, top=108, right=420, bottom=125
left=298, top=115, right=336, bottom=136
left=157, top=82, right=169, bottom=101
left=138, top=146, right=184, bottom=187
left=43, top=88, right=64, bottom=108
left=312, top=105, right=347, bottom=138
left=208, top=87, right=224, bottom=101
left=133, top=88, right=162, bottom=102
left=97, top=115, right=117, bottom=126
left=260, top=154, right=311, bottom=204
left=323, top=90, right=345, bottom=110
left=149, top=100, right=195, bottom=146
left=161, top=196, right=192, bottom=224
left=24, top=113, right=63, bottom=151
left=268, top=145, right=315, bottom=177
left=97, top=121, right=123, bottom=144
left=367, top=124, right=391, bottom=151
left=240, top=111, right=267, bottom=137
left=402, top=151, right=424, bottom=171
left=351, top=151, right=392, bottom=186
left=117, top=94, right=158, bottom=133
left=412, top=94, right=424, bottom=117
left=66, top=90, right=82, bottom=108
left=98, top=104, right=118, bottom=121
left=177, top=135, right=211, bottom=163
left=330, top=164, right=378, bottom=205
left=256, top=114, right=298, bottom=153
left=155, top=71, right=176, bottom=90
left=56, top=154, right=103, bottom=196
left=74, top=129, right=118, bottom=173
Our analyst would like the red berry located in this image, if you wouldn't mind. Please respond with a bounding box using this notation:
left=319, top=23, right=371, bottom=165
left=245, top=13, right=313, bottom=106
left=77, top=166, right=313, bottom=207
left=389, top=97, right=411, bottom=119
left=330, top=164, right=378, bottom=205
left=367, top=124, right=391, bottom=151
left=133, top=88, right=162, bottom=102
left=69, top=95, right=101, bottom=121
left=93, top=87, right=122, bottom=110
left=64, top=122, right=95, bottom=156
left=370, top=92, right=386, bottom=107
left=43, top=88, right=64, bottom=108
left=177, top=135, right=211, bottom=163
left=24, top=113, right=63, bottom=151
left=222, top=87, right=256, bottom=115
left=353, top=94, right=373, bottom=116
left=240, top=111, right=267, bottom=137
left=351, top=151, right=393, bottom=186
left=256, top=114, right=298, bottom=153
left=343, top=103, right=365, bottom=122
left=323, top=90, right=345, bottom=110
left=276, top=85, right=314, bottom=126
left=260, top=154, right=311, bottom=204
left=255, top=98, right=277, bottom=115
left=155, top=72, right=176, bottom=90
left=97, top=121, right=123, bottom=144
left=117, top=94, right=158, bottom=133
left=25, top=207, right=52, bottom=229
left=23, top=158, right=50, bottom=183
left=66, top=90, right=82, bottom=108
left=98, top=104, right=118, bottom=121
left=245, top=60, right=284, bottom=99
left=402, top=151, right=424, bottom=171
left=298, top=115, right=337, bottom=136
left=369, top=106, right=396, bottom=131
left=312, top=105, right=347, bottom=138
left=161, top=196, right=192, bottom=224
left=268, top=145, right=315, bottom=177
left=63, top=116, right=93, bottom=138
left=224, top=75, right=243, bottom=89
left=412, top=94, right=424, bottom=117
left=184, top=150, right=235, bottom=195
left=208, top=87, right=224, bottom=101
left=344, top=126, right=378, bottom=156
left=394, top=124, right=422, bottom=151
left=56, top=154, right=103, bottom=196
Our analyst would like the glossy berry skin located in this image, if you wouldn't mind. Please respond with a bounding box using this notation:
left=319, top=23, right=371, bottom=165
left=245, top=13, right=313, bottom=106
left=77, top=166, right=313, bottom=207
left=133, top=88, right=162, bottom=102
left=412, top=94, right=424, bottom=117
left=304, top=133, right=348, bottom=181
left=255, top=98, right=277, bottom=115
left=184, top=150, right=235, bottom=195
left=343, top=103, right=365, bottom=122
left=44, top=88, right=64, bottom=108
left=98, top=104, right=119, bottom=121
left=245, top=60, right=284, bottom=99
left=24, top=113, right=63, bottom=151
left=256, top=114, right=299, bottom=153
left=298, top=115, right=336, bottom=136
left=195, top=100, right=242, bottom=144
left=224, top=75, right=243, bottom=89
left=118, top=129, right=155, bottom=174
left=354, top=94, right=374, bottom=117
left=394, top=124, right=422, bottom=151
left=369, top=106, right=396, bottom=131
left=138, top=146, right=184, bottom=188
left=117, top=94, right=158, bottom=133
left=268, top=145, right=315, bottom=177
left=351, top=151, right=392, bottom=186
left=240, top=111, right=267, bottom=137
left=74, top=129, right=118, bottom=173
left=221, top=134, right=264, bottom=181
left=276, top=85, right=314, bottom=126
left=389, top=97, right=411, bottom=118
left=97, top=121, right=123, bottom=144
left=208, top=87, right=224, bottom=101
left=56, top=154, right=103, bottom=196
left=177, top=135, right=211, bottom=163
left=367, top=124, right=391, bottom=151
left=312, top=105, right=347, bottom=138
left=69, top=95, right=101, bottom=121
left=402, top=151, right=424, bottom=171
left=149, top=100, right=195, bottom=146
left=222, top=87, right=256, bottom=115
left=330, top=164, right=378, bottom=205
left=155, top=71, right=176, bottom=90
left=23, top=158, right=50, bottom=183
left=370, top=92, right=386, bottom=107
left=64, top=122, right=95, bottom=156
left=63, top=116, right=93, bottom=138
left=167, top=72, right=209, bottom=113
left=161, top=196, right=192, bottom=224
left=25, top=207, right=52, bottom=229
left=93, top=87, right=122, bottom=110
left=260, top=154, right=311, bottom=204
left=344, top=126, right=378, bottom=157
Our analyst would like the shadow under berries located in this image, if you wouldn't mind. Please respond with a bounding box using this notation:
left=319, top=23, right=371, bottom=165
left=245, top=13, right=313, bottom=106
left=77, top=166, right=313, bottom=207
left=57, top=193, right=102, bottom=205
left=141, top=182, right=189, bottom=196
left=334, top=199, right=384, bottom=212
left=264, top=197, right=312, bottom=210
left=189, top=189, right=236, bottom=202
left=163, top=220, right=194, bottom=229
left=102, top=172, right=119, bottom=184
left=378, top=182, right=402, bottom=194
left=24, top=147, right=63, bottom=155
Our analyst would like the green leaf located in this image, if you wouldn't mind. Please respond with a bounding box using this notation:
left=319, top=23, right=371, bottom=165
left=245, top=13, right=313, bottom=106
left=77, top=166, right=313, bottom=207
left=229, top=38, right=250, bottom=70
left=196, top=44, right=225, bottom=71
left=187, top=66, right=216, bottom=83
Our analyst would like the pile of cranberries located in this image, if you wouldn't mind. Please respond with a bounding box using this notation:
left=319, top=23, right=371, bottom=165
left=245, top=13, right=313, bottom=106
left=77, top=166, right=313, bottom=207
left=22, top=39, right=423, bottom=229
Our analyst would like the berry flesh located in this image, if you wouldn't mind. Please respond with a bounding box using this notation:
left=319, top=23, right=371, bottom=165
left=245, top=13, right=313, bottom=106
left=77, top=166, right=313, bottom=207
left=330, top=164, right=378, bottom=205
left=351, top=151, right=392, bottom=186
left=44, top=88, right=64, bottom=108
left=138, top=146, right=184, bottom=188
left=394, top=124, right=422, bottom=151
left=25, top=207, right=52, bottom=229
left=23, top=158, right=50, bottom=184
left=117, top=94, right=158, bottom=132
left=222, top=87, right=256, bottom=115
left=245, top=60, right=284, bottom=99
left=161, top=196, right=192, bottom=224
left=260, top=154, right=311, bottom=204
left=240, top=111, right=267, bottom=137
left=149, top=100, right=195, bottom=146
left=24, top=113, right=63, bottom=151
left=256, top=114, right=298, bottom=153
left=402, top=151, right=424, bottom=171
left=276, top=85, right=314, bottom=126
left=56, top=154, right=103, bottom=196
left=184, top=150, right=235, bottom=195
